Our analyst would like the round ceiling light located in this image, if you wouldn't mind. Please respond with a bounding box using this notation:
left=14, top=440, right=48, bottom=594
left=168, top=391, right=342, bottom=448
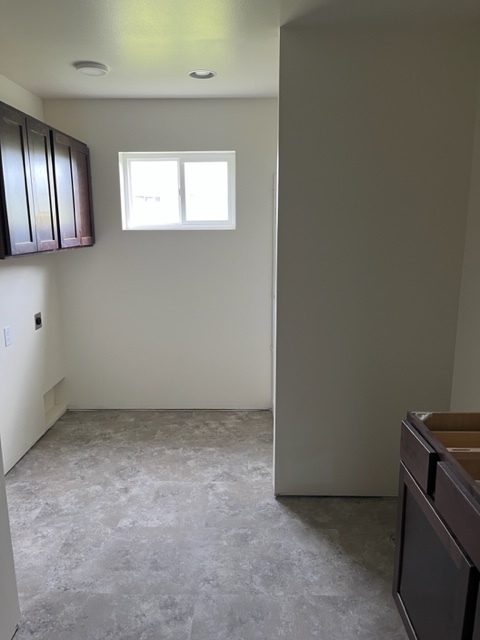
left=74, top=61, right=109, bottom=76
left=189, top=69, right=216, bottom=80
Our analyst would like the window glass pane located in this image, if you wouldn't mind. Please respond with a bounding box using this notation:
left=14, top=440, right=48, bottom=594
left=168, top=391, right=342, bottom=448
left=130, top=160, right=180, bottom=225
left=184, top=162, right=229, bottom=222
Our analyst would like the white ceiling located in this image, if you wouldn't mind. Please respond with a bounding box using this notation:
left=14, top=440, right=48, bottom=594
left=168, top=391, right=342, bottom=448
left=0, top=0, right=479, bottom=100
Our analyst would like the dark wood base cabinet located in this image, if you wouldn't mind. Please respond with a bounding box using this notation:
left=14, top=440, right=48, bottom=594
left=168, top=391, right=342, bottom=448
left=0, top=100, right=94, bottom=259
left=394, top=413, right=480, bottom=640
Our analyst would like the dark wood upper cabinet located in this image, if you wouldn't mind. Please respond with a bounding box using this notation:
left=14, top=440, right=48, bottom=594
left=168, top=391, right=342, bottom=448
left=0, top=100, right=94, bottom=259
left=51, top=130, right=94, bottom=249
left=0, top=103, right=37, bottom=256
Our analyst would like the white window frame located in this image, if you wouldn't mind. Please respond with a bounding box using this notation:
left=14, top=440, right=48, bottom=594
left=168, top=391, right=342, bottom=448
left=119, top=150, right=236, bottom=230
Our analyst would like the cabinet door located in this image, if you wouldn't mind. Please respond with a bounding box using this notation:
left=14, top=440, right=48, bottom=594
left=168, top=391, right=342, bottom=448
left=51, top=130, right=94, bottom=248
left=26, top=118, right=58, bottom=251
left=393, top=464, right=478, bottom=640
left=474, top=591, right=480, bottom=640
left=435, top=462, right=480, bottom=570
left=72, top=142, right=94, bottom=246
left=0, top=103, right=36, bottom=255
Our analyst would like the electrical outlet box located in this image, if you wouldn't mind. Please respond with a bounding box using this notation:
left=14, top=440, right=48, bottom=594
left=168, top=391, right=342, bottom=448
left=34, top=312, right=42, bottom=330
left=3, top=326, right=12, bottom=347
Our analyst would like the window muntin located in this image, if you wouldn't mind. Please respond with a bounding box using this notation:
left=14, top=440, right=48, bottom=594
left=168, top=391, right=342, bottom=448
left=119, top=151, right=235, bottom=230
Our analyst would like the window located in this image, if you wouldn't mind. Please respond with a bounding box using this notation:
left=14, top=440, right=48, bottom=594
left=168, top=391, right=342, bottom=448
left=119, top=151, right=235, bottom=230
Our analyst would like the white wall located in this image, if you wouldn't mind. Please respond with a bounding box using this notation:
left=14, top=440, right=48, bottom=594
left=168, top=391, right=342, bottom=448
left=275, top=25, right=480, bottom=495
left=0, top=75, right=66, bottom=472
left=0, top=74, right=44, bottom=120
left=451, top=77, right=480, bottom=410
left=43, top=98, right=276, bottom=409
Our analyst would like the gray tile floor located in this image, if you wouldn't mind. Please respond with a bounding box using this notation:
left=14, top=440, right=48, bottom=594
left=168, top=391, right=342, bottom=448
left=5, top=410, right=407, bottom=639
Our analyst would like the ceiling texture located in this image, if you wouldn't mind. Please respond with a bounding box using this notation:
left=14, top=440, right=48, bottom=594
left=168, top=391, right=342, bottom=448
left=0, top=0, right=479, bottom=100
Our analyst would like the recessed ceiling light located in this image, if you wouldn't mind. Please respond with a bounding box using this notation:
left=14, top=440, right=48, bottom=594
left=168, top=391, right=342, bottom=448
left=189, top=69, right=216, bottom=80
left=74, top=61, right=109, bottom=76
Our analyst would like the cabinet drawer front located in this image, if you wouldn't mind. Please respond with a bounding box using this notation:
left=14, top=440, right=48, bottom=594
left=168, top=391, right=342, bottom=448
left=401, top=421, right=437, bottom=494
left=436, top=462, right=480, bottom=569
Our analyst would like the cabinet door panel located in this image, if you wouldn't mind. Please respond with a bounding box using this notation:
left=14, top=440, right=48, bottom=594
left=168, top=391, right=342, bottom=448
left=435, top=462, right=480, bottom=570
left=52, top=132, right=80, bottom=247
left=0, top=106, right=36, bottom=254
left=27, top=119, right=58, bottom=251
left=393, top=464, right=477, bottom=640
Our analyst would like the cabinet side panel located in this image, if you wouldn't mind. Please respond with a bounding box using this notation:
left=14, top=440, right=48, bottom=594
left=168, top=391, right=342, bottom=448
left=473, top=590, right=480, bottom=640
